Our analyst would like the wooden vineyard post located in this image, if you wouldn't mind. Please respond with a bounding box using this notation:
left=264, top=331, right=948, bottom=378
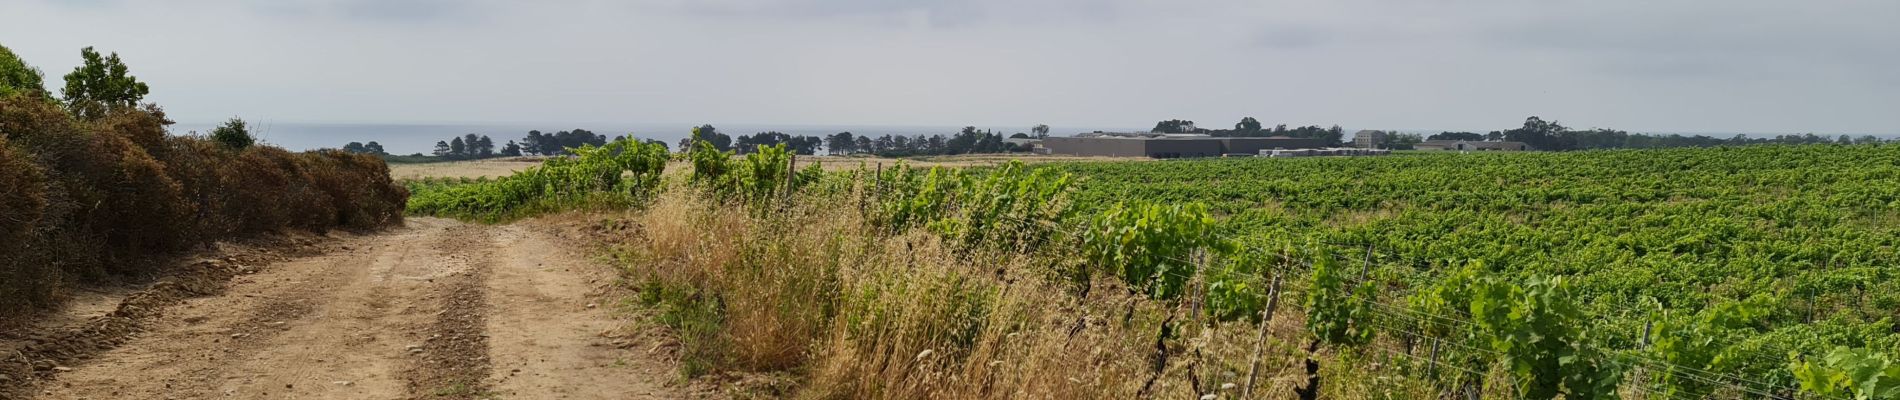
left=1633, top=321, right=1654, bottom=397
left=786, top=152, right=797, bottom=196
left=1191, top=248, right=1207, bottom=324
left=1426, top=338, right=1441, bottom=381
left=1242, top=274, right=1282, bottom=399
left=1359, top=244, right=1373, bottom=282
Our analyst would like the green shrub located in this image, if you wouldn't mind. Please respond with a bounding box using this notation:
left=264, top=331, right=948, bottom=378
left=407, top=137, right=667, bottom=222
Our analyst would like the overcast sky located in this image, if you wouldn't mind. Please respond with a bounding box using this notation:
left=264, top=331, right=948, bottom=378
left=2, top=0, right=1896, bottom=135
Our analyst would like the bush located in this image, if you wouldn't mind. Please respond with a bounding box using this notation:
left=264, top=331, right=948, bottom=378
left=0, top=133, right=53, bottom=314
left=407, top=137, right=667, bottom=222
left=0, top=93, right=408, bottom=319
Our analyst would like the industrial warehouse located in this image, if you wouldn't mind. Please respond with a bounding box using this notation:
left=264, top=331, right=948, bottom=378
left=1039, top=132, right=1328, bottom=158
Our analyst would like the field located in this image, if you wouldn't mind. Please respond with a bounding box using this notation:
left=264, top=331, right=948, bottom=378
left=14, top=134, right=1898, bottom=399
left=392, top=142, right=1900, bottom=399
left=1042, top=146, right=1900, bottom=396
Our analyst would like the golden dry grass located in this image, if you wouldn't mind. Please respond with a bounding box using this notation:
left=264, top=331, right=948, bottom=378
left=794, top=154, right=1149, bottom=172
left=389, top=157, right=549, bottom=180
left=600, top=184, right=1409, bottom=400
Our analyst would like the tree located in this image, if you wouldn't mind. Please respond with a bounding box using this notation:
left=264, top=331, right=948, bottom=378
left=1152, top=119, right=1198, bottom=133
left=1504, top=116, right=1568, bottom=151
left=1428, top=131, right=1485, bottom=141
left=1009, top=132, right=1030, bottom=139
left=0, top=44, right=48, bottom=99
left=522, top=130, right=547, bottom=155
left=61, top=47, right=150, bottom=120
left=433, top=141, right=452, bottom=157
left=1380, top=133, right=1424, bottom=150
left=1235, top=117, right=1263, bottom=135
left=476, top=135, right=494, bottom=157
left=449, top=136, right=466, bottom=157
left=644, top=139, right=670, bottom=152
left=826, top=132, right=857, bottom=155
left=365, top=141, right=386, bottom=155
left=342, top=142, right=368, bottom=153
left=696, top=124, right=732, bottom=151
left=210, top=117, right=255, bottom=150
left=1032, top=124, right=1050, bottom=138
left=500, top=140, right=522, bottom=156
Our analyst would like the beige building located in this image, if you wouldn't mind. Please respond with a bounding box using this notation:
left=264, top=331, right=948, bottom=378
left=1352, top=130, right=1387, bottom=148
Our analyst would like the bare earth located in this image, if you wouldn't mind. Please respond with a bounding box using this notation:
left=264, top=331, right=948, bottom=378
left=23, top=218, right=683, bottom=400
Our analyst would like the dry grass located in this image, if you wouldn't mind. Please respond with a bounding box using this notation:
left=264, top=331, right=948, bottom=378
left=796, top=154, right=1148, bottom=172
left=600, top=184, right=1378, bottom=399
left=389, top=157, right=548, bottom=180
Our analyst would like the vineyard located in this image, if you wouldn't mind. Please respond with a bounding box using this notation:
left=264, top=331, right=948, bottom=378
left=1038, top=145, right=1900, bottom=398
left=408, top=142, right=1900, bottom=399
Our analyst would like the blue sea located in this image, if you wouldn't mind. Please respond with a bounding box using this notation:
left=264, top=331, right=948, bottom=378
left=165, top=121, right=1120, bottom=155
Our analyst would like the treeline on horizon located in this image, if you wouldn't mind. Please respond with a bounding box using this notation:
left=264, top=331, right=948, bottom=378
left=0, top=44, right=408, bottom=319
left=382, top=123, right=1045, bottom=161
left=1152, top=116, right=1893, bottom=150
left=376, top=115, right=1891, bottom=161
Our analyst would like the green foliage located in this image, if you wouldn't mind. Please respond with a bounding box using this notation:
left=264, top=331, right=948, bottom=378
left=1792, top=347, right=1900, bottom=400
left=923, top=161, right=1073, bottom=250
left=687, top=135, right=818, bottom=205
left=0, top=44, right=48, bottom=99
left=1648, top=294, right=1776, bottom=399
left=1469, top=275, right=1623, bottom=400
left=1080, top=202, right=1227, bottom=301
left=61, top=47, right=150, bottom=120
left=210, top=117, right=254, bottom=149
left=865, top=161, right=1077, bottom=252
left=1304, top=248, right=1375, bottom=346
left=406, top=137, right=668, bottom=222
left=1204, top=249, right=1271, bottom=322
left=1045, top=145, right=1900, bottom=383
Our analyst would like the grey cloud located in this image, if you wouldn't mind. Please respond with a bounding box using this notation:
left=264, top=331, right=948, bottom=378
left=2, top=0, right=1896, bottom=138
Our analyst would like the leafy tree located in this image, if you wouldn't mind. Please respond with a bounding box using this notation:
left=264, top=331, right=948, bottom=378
left=449, top=136, right=467, bottom=157
left=365, top=141, right=386, bottom=155
left=499, top=140, right=522, bottom=156
left=1032, top=124, right=1050, bottom=138
left=1429, top=131, right=1485, bottom=141
left=342, top=142, right=368, bottom=153
left=1235, top=117, right=1263, bottom=134
left=825, top=132, right=857, bottom=155
left=1151, top=119, right=1199, bottom=133
left=644, top=139, right=670, bottom=152
left=61, top=47, right=150, bottom=120
left=0, top=44, right=49, bottom=99
left=1008, top=132, right=1029, bottom=139
left=695, top=124, right=732, bottom=151
left=1379, top=133, right=1423, bottom=150
left=476, top=135, right=494, bottom=156
left=433, top=141, right=452, bottom=157
left=210, top=117, right=255, bottom=150
left=1504, top=116, right=1567, bottom=150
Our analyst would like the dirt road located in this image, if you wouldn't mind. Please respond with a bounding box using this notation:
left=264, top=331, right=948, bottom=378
left=19, top=218, right=684, bottom=399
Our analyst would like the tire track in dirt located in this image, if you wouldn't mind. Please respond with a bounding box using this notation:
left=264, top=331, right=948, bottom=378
left=404, top=225, right=495, bottom=399
left=11, top=217, right=688, bottom=400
